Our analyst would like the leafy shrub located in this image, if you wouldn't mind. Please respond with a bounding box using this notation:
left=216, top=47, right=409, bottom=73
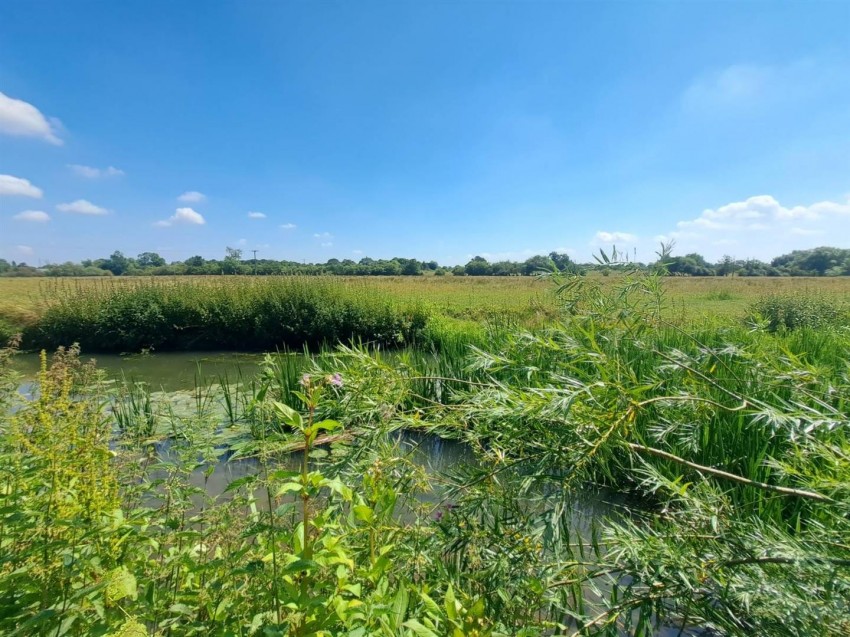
left=749, top=293, right=849, bottom=332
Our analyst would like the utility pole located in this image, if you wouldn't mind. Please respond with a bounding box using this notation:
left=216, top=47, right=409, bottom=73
left=252, top=249, right=258, bottom=276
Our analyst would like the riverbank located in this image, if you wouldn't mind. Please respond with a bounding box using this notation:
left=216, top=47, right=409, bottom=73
left=1, top=268, right=848, bottom=634
left=4, top=274, right=850, bottom=351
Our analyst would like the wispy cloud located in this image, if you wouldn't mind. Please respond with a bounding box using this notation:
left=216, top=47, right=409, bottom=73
left=594, top=231, right=637, bottom=244
left=682, top=64, right=770, bottom=112
left=57, top=199, right=109, bottom=215
left=154, top=207, right=206, bottom=227
left=247, top=211, right=266, bottom=219
left=68, top=164, right=124, bottom=178
left=177, top=191, right=206, bottom=203
left=680, top=58, right=844, bottom=116
left=313, top=232, right=333, bottom=240
left=0, top=174, right=43, bottom=198
left=15, top=245, right=34, bottom=256
left=13, top=210, right=50, bottom=223
left=0, top=91, right=62, bottom=145
left=279, top=223, right=297, bottom=230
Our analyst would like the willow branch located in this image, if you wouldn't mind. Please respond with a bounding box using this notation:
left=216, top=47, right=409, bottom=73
left=627, top=442, right=833, bottom=503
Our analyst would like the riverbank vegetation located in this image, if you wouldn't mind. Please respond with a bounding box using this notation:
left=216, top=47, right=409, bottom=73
left=1, top=261, right=849, bottom=635
left=3, top=273, right=850, bottom=353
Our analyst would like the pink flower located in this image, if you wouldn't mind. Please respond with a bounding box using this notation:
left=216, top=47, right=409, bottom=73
left=329, top=373, right=343, bottom=387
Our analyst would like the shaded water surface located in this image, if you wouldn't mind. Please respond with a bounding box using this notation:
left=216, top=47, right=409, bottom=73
left=12, top=350, right=267, bottom=392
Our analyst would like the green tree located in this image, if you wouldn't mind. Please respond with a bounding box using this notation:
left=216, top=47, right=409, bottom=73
left=401, top=261, right=422, bottom=275
left=522, top=255, right=551, bottom=276
left=464, top=256, right=491, bottom=276
left=137, top=252, right=166, bottom=268
left=100, top=251, right=132, bottom=275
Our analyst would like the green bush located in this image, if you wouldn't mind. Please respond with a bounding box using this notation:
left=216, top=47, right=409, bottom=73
left=748, top=293, right=849, bottom=332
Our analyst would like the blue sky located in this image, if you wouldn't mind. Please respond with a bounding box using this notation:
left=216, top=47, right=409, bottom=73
left=2, top=1, right=849, bottom=265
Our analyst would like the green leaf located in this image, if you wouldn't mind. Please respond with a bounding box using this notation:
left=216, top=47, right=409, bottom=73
left=224, top=475, right=258, bottom=493
left=276, top=481, right=304, bottom=496
left=390, top=584, right=409, bottom=629
left=444, top=584, right=457, bottom=621
left=469, top=597, right=485, bottom=619
left=281, top=558, right=318, bottom=575
left=271, top=401, right=302, bottom=428
left=353, top=504, right=374, bottom=522
left=419, top=591, right=442, bottom=618
left=403, top=620, right=439, bottom=637
left=313, top=419, right=341, bottom=432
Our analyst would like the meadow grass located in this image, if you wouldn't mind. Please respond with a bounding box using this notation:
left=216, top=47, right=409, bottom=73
left=3, top=273, right=850, bottom=332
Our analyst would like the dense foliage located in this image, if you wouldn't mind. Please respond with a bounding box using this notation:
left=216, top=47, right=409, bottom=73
left=23, top=278, right=432, bottom=353
left=4, top=245, right=850, bottom=278
left=1, top=265, right=849, bottom=635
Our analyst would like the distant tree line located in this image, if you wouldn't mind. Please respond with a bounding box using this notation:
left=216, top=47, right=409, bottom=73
left=2, top=246, right=850, bottom=278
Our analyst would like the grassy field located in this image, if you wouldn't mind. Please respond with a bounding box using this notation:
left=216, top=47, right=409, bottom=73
left=3, top=274, right=850, bottom=330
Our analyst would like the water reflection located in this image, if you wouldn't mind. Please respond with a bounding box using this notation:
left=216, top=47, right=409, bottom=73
left=12, top=350, right=266, bottom=392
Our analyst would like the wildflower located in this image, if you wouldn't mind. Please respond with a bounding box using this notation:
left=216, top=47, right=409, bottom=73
left=434, top=510, right=444, bottom=521
left=329, top=372, right=343, bottom=387
left=299, top=373, right=311, bottom=387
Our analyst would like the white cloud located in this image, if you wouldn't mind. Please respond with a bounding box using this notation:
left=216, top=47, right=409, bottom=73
left=177, top=191, right=206, bottom=203
left=352, top=249, right=363, bottom=255
left=15, top=245, right=34, bottom=256
left=0, top=174, right=43, bottom=198
left=680, top=195, right=849, bottom=228
left=237, top=238, right=248, bottom=246
left=661, top=194, right=850, bottom=261
left=247, top=211, right=266, bottom=219
left=0, top=91, right=62, bottom=145
left=279, top=223, right=297, bottom=230
left=321, top=242, right=333, bottom=248
left=594, top=231, right=637, bottom=244
left=13, top=210, right=50, bottom=223
left=57, top=199, right=109, bottom=215
left=68, top=164, right=124, bottom=178
left=313, top=232, right=333, bottom=240
left=154, top=207, right=206, bottom=227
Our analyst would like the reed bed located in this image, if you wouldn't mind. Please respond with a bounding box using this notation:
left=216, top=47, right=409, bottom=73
left=23, top=277, right=436, bottom=352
